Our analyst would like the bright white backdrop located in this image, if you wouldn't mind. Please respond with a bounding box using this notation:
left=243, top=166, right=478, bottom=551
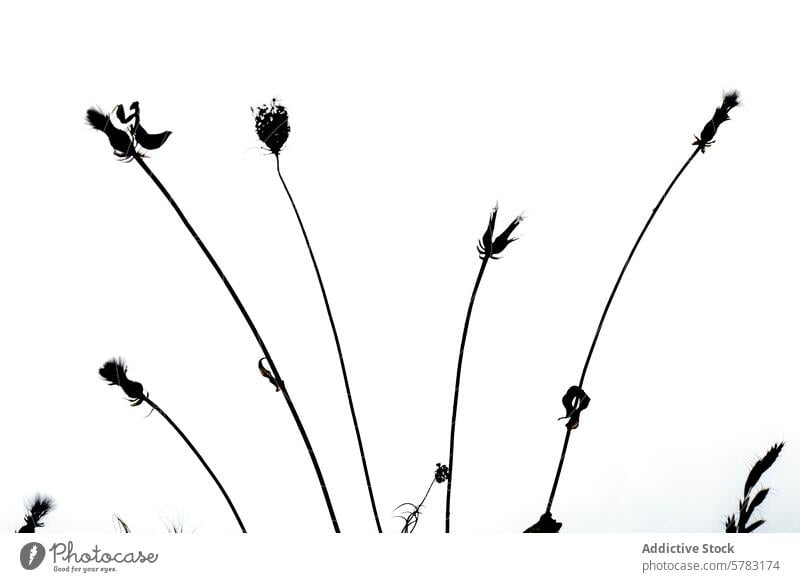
left=0, top=1, right=798, bottom=534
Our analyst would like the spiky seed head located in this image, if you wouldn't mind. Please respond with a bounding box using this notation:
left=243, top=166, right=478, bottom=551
left=253, top=98, right=290, bottom=155
left=693, top=90, right=741, bottom=152
left=99, top=357, right=147, bottom=406
left=477, top=205, right=524, bottom=259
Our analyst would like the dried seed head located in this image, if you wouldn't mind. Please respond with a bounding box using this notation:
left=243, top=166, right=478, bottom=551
left=99, top=357, right=147, bottom=406
left=18, top=494, right=55, bottom=533
left=253, top=98, right=290, bottom=155
left=86, top=107, right=134, bottom=160
left=87, top=103, right=171, bottom=158
left=434, top=463, right=450, bottom=483
left=477, top=205, right=524, bottom=259
left=693, top=90, right=740, bottom=153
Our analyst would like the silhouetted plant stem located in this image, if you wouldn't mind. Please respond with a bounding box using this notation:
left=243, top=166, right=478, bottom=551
left=403, top=478, right=435, bottom=533
left=577, top=146, right=701, bottom=388
left=445, top=254, right=490, bottom=533
left=274, top=154, right=382, bottom=532
left=545, top=146, right=701, bottom=516
left=131, top=153, right=340, bottom=533
left=142, top=395, right=246, bottom=532
left=545, top=427, right=572, bottom=513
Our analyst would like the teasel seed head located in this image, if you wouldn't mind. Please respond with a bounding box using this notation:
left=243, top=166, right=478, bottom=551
left=693, top=90, right=740, bottom=153
left=99, top=357, right=147, bottom=406
left=253, top=98, right=290, bottom=155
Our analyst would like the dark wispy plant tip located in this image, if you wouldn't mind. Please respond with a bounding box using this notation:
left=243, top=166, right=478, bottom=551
left=253, top=98, right=290, bottom=155
left=17, top=494, right=55, bottom=533
left=477, top=205, right=524, bottom=260
left=726, top=442, right=784, bottom=533
left=87, top=103, right=171, bottom=158
left=99, top=358, right=146, bottom=406
left=743, top=442, right=783, bottom=496
left=693, top=90, right=741, bottom=153
left=86, top=107, right=134, bottom=160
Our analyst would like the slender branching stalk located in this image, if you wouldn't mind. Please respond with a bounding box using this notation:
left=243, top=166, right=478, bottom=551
left=445, top=206, right=523, bottom=532
left=16, top=494, right=55, bottom=533
left=253, top=100, right=382, bottom=531
left=395, top=463, right=449, bottom=533
left=87, top=103, right=340, bottom=532
left=99, top=358, right=247, bottom=532
left=538, top=91, right=741, bottom=529
left=726, top=442, right=784, bottom=533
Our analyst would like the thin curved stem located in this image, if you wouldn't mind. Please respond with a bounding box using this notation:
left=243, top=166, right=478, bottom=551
left=132, top=153, right=340, bottom=532
left=275, top=155, right=382, bottom=532
left=401, top=477, right=437, bottom=533
left=577, top=146, right=701, bottom=389
left=144, top=396, right=246, bottom=532
left=418, top=477, right=437, bottom=510
left=445, top=255, right=490, bottom=533
left=545, top=427, right=571, bottom=513
left=545, top=145, right=702, bottom=516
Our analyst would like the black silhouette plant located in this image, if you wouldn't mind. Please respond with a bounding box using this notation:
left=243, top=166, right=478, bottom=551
left=395, top=463, right=449, bottom=533
left=16, top=494, right=55, bottom=533
left=725, top=442, right=784, bottom=533
left=253, top=98, right=290, bottom=155
left=112, top=514, right=132, bottom=533
left=254, top=99, right=381, bottom=531
left=87, top=102, right=339, bottom=532
left=445, top=205, right=523, bottom=532
left=532, top=91, right=740, bottom=532
left=86, top=102, right=171, bottom=159
left=99, top=357, right=247, bottom=533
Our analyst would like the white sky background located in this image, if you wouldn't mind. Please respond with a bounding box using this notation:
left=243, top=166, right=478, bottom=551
left=0, top=1, right=798, bottom=534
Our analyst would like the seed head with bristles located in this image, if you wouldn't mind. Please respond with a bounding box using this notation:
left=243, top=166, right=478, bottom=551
left=86, top=103, right=171, bottom=159
left=99, top=358, right=147, bottom=406
left=253, top=98, right=290, bottom=155
left=86, top=107, right=134, bottom=160
left=17, top=494, right=55, bottom=533
left=725, top=442, right=784, bottom=533
left=693, top=90, right=740, bottom=153
left=477, top=205, right=524, bottom=260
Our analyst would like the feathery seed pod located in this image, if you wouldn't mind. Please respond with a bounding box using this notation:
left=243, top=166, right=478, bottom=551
left=693, top=90, right=740, bottom=153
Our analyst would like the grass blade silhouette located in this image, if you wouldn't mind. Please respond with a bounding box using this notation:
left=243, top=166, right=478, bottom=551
left=540, top=91, right=741, bottom=527
left=726, top=442, right=784, bottom=533
left=87, top=102, right=339, bottom=532
left=254, top=99, right=382, bottom=531
left=99, top=358, right=247, bottom=532
left=445, top=206, right=522, bottom=532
